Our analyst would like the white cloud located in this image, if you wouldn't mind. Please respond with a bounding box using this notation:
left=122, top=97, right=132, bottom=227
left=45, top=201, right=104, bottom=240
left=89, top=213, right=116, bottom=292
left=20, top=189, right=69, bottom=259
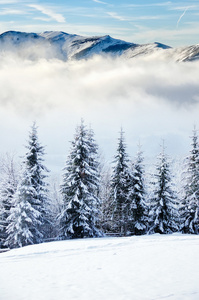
left=92, top=0, right=107, bottom=4
left=107, top=12, right=127, bottom=21
left=132, top=15, right=164, bottom=21
left=0, top=0, right=21, bottom=3
left=33, top=17, right=51, bottom=22
left=0, top=53, right=198, bottom=168
left=123, top=2, right=172, bottom=8
left=106, top=12, right=165, bottom=23
left=171, top=5, right=198, bottom=11
left=28, top=4, right=65, bottom=23
left=0, top=9, right=25, bottom=15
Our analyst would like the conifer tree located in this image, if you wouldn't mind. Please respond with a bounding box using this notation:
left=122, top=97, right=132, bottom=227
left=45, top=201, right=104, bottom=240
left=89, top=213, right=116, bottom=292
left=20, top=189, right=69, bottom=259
left=149, top=143, right=179, bottom=234
left=60, top=120, right=102, bottom=239
left=180, top=128, right=199, bottom=234
left=110, top=129, right=131, bottom=236
left=129, top=145, right=147, bottom=235
left=6, top=123, right=49, bottom=247
left=23, top=122, right=49, bottom=241
left=87, top=127, right=101, bottom=224
left=0, top=154, right=18, bottom=247
left=6, top=168, right=42, bottom=248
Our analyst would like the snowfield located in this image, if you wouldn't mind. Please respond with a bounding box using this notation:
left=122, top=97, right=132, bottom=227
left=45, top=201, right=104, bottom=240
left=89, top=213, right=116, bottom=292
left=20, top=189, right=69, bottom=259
left=0, top=234, right=199, bottom=300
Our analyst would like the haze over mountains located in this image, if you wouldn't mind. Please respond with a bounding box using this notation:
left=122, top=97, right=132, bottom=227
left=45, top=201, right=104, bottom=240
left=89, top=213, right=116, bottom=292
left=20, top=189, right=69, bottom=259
left=0, top=30, right=199, bottom=62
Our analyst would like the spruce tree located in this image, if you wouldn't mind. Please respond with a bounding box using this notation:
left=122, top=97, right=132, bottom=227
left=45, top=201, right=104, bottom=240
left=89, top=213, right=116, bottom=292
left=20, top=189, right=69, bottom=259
left=110, top=129, right=131, bottom=236
left=6, top=168, right=42, bottom=248
left=87, top=126, right=102, bottom=231
left=60, top=120, right=102, bottom=239
left=6, top=123, right=49, bottom=246
left=129, top=146, right=147, bottom=235
left=149, top=143, right=179, bottom=234
left=23, top=122, right=49, bottom=241
left=0, top=155, right=18, bottom=247
left=180, top=128, right=199, bottom=234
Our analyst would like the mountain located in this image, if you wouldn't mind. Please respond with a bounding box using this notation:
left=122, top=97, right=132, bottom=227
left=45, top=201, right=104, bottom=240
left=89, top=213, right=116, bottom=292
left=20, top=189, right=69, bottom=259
left=0, top=30, right=135, bottom=60
left=0, top=30, right=198, bottom=62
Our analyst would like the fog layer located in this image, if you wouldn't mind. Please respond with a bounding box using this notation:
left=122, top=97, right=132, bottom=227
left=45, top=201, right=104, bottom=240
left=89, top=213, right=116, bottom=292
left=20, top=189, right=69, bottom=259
left=0, top=54, right=198, bottom=170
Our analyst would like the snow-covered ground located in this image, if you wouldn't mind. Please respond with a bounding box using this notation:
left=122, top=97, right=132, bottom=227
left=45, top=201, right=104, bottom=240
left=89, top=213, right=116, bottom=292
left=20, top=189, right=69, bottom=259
left=0, top=234, right=199, bottom=300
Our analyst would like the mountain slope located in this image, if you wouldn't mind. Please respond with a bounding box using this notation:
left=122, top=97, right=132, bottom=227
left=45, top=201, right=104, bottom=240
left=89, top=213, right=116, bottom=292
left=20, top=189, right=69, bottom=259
left=0, top=30, right=198, bottom=62
left=0, top=30, right=134, bottom=61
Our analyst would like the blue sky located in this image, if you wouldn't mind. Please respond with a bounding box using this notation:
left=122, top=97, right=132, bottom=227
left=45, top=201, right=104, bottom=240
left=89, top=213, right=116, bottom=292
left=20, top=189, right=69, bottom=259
left=0, top=0, right=199, bottom=46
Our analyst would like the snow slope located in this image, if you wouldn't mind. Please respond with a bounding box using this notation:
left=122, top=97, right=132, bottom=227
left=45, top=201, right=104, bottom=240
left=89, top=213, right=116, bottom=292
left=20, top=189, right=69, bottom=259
left=1, top=30, right=199, bottom=62
left=0, top=31, right=133, bottom=61
left=0, top=234, right=199, bottom=300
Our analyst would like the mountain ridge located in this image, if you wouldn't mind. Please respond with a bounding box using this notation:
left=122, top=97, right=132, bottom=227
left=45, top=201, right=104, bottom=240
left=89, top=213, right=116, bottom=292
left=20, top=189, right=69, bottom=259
left=0, top=30, right=198, bottom=62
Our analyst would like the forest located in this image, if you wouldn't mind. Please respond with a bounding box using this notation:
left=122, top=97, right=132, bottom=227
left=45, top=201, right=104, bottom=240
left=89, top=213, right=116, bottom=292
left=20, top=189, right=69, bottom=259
left=0, top=120, right=199, bottom=249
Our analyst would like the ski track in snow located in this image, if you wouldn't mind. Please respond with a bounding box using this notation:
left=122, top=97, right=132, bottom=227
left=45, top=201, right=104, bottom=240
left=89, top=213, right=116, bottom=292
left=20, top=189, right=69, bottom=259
left=0, top=234, right=199, bottom=300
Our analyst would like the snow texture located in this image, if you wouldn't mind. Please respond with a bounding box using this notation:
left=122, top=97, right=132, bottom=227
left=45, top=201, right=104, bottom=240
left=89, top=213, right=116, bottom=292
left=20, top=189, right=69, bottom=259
left=0, top=234, right=199, bottom=300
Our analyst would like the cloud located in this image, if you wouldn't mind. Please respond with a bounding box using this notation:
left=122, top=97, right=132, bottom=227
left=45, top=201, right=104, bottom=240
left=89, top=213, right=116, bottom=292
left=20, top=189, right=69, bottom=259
left=0, top=53, right=198, bottom=114
left=33, top=17, right=51, bottom=22
left=107, top=12, right=164, bottom=22
left=0, top=9, right=25, bottom=15
left=28, top=4, right=65, bottom=23
left=0, top=53, right=198, bottom=161
left=92, top=0, right=107, bottom=4
left=131, top=15, right=164, bottom=21
left=107, top=12, right=127, bottom=21
left=171, top=5, right=197, bottom=11
left=0, top=0, right=21, bottom=3
left=0, top=49, right=198, bottom=174
left=123, top=2, right=172, bottom=8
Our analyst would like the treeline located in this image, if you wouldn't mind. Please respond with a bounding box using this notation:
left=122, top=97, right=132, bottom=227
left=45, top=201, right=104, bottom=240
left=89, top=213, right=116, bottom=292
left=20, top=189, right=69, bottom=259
left=0, top=121, right=199, bottom=249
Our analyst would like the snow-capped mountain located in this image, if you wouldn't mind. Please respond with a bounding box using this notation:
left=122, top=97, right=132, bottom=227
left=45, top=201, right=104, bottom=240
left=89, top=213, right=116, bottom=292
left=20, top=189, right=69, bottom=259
left=0, top=30, right=135, bottom=60
left=0, top=30, right=198, bottom=62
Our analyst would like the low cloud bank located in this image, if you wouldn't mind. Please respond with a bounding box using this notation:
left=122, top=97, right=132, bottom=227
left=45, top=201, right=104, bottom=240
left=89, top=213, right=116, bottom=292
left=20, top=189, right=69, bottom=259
left=0, top=54, right=198, bottom=113
left=0, top=54, right=198, bottom=168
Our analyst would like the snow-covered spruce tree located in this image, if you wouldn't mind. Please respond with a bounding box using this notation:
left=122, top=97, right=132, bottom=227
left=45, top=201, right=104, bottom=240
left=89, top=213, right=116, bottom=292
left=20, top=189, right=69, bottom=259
left=149, top=143, right=179, bottom=234
left=6, top=168, right=42, bottom=248
left=129, top=145, right=148, bottom=235
left=25, top=123, right=49, bottom=241
left=110, top=129, right=131, bottom=236
left=16, top=122, right=49, bottom=244
left=87, top=126, right=102, bottom=229
left=60, top=120, right=102, bottom=239
left=0, top=154, right=19, bottom=247
left=180, top=128, right=199, bottom=234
